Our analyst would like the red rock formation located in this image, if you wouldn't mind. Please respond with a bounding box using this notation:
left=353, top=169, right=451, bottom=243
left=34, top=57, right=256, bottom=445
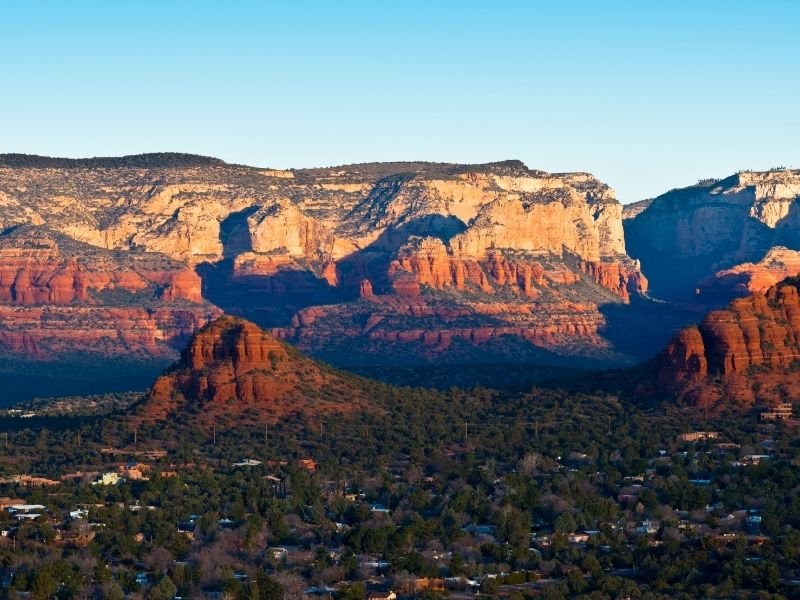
left=0, top=158, right=654, bottom=372
left=278, top=292, right=615, bottom=364
left=700, top=247, right=800, bottom=299
left=388, top=239, right=646, bottom=301
left=359, top=279, right=374, bottom=298
left=141, top=316, right=372, bottom=425
left=578, top=260, right=648, bottom=301
left=0, top=254, right=205, bottom=305
left=0, top=230, right=219, bottom=360
left=321, top=260, right=339, bottom=286
left=656, top=278, right=800, bottom=406
left=0, top=305, right=219, bottom=359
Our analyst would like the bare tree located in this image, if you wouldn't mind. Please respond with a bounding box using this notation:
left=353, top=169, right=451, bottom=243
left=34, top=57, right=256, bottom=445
left=519, top=452, right=541, bottom=477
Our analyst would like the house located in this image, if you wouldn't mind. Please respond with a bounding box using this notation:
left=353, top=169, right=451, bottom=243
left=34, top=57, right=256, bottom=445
left=268, top=547, right=288, bottom=560
left=0, top=497, right=25, bottom=510
left=8, top=504, right=46, bottom=513
left=366, top=592, right=396, bottom=600
left=678, top=431, right=719, bottom=442
left=7, top=504, right=45, bottom=522
left=715, top=443, right=740, bottom=450
left=119, top=463, right=150, bottom=481
left=414, top=578, right=445, bottom=592
left=568, top=532, right=590, bottom=544
left=760, top=403, right=793, bottom=421
left=745, top=514, right=762, bottom=533
left=637, top=520, right=658, bottom=535
left=0, top=475, right=60, bottom=487
left=463, top=524, right=495, bottom=536
left=61, top=471, right=100, bottom=482
left=303, top=587, right=336, bottom=597
left=92, top=472, right=123, bottom=486
left=232, top=459, right=262, bottom=467
left=54, top=528, right=95, bottom=547
left=298, top=458, right=317, bottom=472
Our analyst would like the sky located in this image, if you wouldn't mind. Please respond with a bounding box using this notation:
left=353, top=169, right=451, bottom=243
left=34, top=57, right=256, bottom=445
left=1, top=1, right=798, bottom=203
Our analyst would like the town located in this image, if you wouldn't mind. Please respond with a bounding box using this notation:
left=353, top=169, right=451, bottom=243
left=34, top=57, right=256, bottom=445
left=1, top=388, right=798, bottom=599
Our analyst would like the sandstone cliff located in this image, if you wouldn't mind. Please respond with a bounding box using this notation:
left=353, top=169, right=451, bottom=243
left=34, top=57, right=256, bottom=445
left=0, top=154, right=651, bottom=378
left=655, top=278, right=800, bottom=407
left=0, top=226, right=220, bottom=360
left=142, top=316, right=372, bottom=424
left=625, top=169, right=800, bottom=302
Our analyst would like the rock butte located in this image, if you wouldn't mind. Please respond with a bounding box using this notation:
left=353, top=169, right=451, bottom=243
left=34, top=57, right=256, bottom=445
left=141, top=316, right=372, bottom=425
left=656, top=278, right=800, bottom=407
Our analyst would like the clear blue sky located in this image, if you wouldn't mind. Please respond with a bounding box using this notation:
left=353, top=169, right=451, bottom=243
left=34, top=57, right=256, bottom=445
left=1, top=1, right=798, bottom=202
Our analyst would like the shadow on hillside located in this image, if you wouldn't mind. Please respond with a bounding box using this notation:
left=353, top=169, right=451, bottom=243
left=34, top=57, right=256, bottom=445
left=624, top=199, right=778, bottom=302
left=597, top=295, right=708, bottom=363
left=197, top=259, right=350, bottom=326
left=219, top=206, right=259, bottom=258
left=197, top=214, right=467, bottom=327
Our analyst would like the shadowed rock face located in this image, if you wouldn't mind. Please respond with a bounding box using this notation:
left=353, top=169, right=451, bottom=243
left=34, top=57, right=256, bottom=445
left=655, top=278, right=800, bottom=407
left=625, top=170, right=800, bottom=302
left=0, top=154, right=655, bottom=376
left=142, top=316, right=372, bottom=425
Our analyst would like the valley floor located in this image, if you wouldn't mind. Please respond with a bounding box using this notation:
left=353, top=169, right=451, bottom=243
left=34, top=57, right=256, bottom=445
left=0, top=383, right=796, bottom=599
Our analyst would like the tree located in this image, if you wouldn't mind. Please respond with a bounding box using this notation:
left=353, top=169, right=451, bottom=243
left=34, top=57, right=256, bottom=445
left=255, top=572, right=284, bottom=600
left=567, top=569, right=587, bottom=594
left=520, top=452, right=542, bottom=477
left=146, top=576, right=177, bottom=600
left=103, top=580, right=126, bottom=600
left=480, top=577, right=499, bottom=594
left=554, top=512, right=576, bottom=534
left=30, top=568, right=58, bottom=600
left=339, top=582, right=366, bottom=600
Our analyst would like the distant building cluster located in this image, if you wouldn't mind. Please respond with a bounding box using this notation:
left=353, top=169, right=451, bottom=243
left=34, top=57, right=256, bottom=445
left=678, top=431, right=719, bottom=442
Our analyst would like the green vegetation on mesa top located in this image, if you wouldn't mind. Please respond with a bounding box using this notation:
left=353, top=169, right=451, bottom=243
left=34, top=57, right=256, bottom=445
left=0, top=375, right=797, bottom=600
left=0, top=154, right=540, bottom=180
left=295, top=159, right=538, bottom=181
left=0, top=153, right=231, bottom=169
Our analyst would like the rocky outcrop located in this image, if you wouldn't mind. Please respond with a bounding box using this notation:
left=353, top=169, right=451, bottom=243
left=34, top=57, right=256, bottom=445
left=0, top=250, right=203, bottom=305
left=0, top=155, right=634, bottom=266
left=247, top=199, right=351, bottom=259
left=655, top=278, right=800, bottom=406
left=388, top=237, right=646, bottom=301
left=0, top=227, right=220, bottom=360
left=0, top=305, right=216, bottom=359
left=275, top=267, right=644, bottom=367
left=142, top=316, right=371, bottom=424
left=625, top=169, right=800, bottom=301
left=700, top=247, right=800, bottom=299
left=450, top=192, right=624, bottom=262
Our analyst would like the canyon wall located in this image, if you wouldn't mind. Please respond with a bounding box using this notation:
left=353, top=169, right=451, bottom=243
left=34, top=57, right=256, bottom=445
left=0, top=155, right=651, bottom=373
left=625, top=169, right=800, bottom=302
